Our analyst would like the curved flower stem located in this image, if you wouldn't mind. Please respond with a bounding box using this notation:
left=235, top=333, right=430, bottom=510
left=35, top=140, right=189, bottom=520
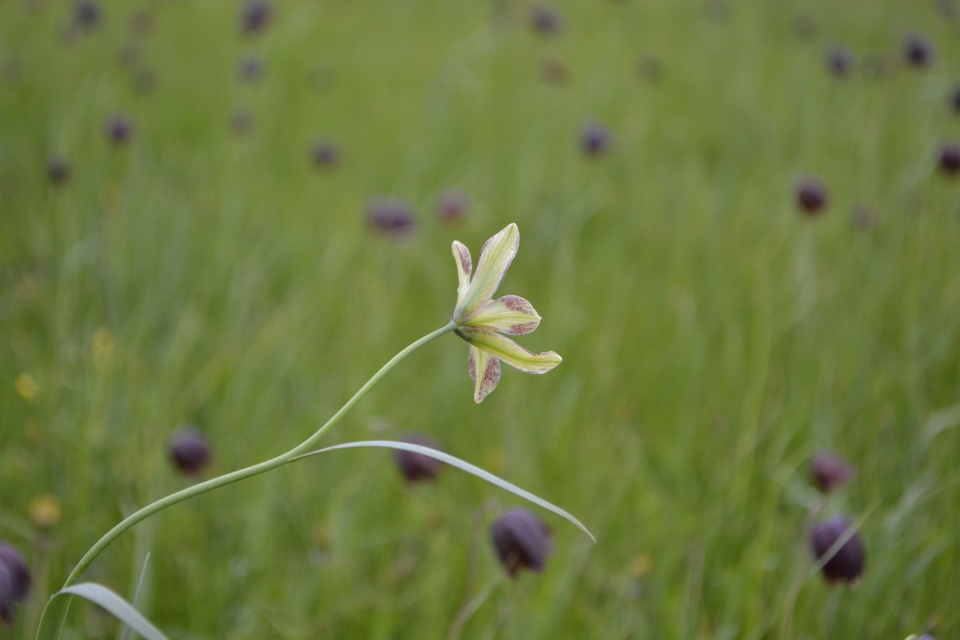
left=62, top=322, right=457, bottom=588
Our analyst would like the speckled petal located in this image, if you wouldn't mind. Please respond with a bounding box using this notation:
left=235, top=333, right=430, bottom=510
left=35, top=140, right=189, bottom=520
left=468, top=343, right=501, bottom=403
left=463, top=295, right=541, bottom=335
left=452, top=240, right=472, bottom=309
left=454, top=223, right=519, bottom=323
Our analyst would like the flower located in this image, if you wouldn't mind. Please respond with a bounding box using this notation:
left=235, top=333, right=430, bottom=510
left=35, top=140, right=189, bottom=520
left=0, top=543, right=30, bottom=625
left=394, top=433, right=445, bottom=484
left=168, top=427, right=212, bottom=476
left=809, top=451, right=856, bottom=494
left=490, top=508, right=553, bottom=577
left=810, top=515, right=865, bottom=586
left=451, top=223, right=561, bottom=403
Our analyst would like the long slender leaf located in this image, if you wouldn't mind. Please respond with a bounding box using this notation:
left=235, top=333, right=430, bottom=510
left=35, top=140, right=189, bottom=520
left=36, top=583, right=170, bottom=640
left=293, top=440, right=596, bottom=541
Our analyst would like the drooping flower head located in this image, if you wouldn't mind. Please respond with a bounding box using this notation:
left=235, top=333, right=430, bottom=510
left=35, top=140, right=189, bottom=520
left=451, top=223, right=561, bottom=403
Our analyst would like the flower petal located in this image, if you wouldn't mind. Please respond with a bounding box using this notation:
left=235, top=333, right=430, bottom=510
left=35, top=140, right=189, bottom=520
left=468, top=343, right=501, bottom=403
left=452, top=241, right=472, bottom=309
left=454, top=223, right=519, bottom=322
left=459, top=328, right=561, bottom=375
left=463, top=295, right=541, bottom=335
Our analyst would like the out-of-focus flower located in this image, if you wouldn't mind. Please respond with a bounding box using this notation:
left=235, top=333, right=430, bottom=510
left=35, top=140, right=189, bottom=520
left=580, top=121, right=611, bottom=157
left=0, top=543, right=31, bottom=625
left=230, top=108, right=254, bottom=136
left=529, top=5, right=562, bottom=36
left=811, top=515, right=865, bottom=586
left=310, top=139, right=340, bottom=168
left=451, top=224, right=562, bottom=403
left=74, top=0, right=101, bottom=29
left=104, top=114, right=133, bottom=145
left=237, top=55, right=264, bottom=83
left=14, top=374, right=38, bottom=402
left=795, top=175, right=828, bottom=215
left=393, top=434, right=445, bottom=484
left=367, top=197, right=417, bottom=237
left=241, top=0, right=272, bottom=35
left=490, top=508, right=553, bottom=577
left=540, top=56, right=569, bottom=86
left=903, top=33, right=935, bottom=68
left=434, top=189, right=468, bottom=223
left=826, top=44, right=853, bottom=77
left=938, top=143, right=960, bottom=176
left=809, top=452, right=856, bottom=494
left=168, top=427, right=212, bottom=476
left=28, top=495, right=62, bottom=530
left=48, top=156, right=71, bottom=185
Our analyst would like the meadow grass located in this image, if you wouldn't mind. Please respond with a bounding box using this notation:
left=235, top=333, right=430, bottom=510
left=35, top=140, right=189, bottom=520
left=2, top=0, right=959, bottom=638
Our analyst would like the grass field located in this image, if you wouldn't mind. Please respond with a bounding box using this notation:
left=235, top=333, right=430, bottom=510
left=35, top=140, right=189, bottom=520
left=2, top=0, right=960, bottom=638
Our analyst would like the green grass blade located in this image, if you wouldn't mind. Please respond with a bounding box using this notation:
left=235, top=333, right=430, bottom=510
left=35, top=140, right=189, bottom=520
left=293, top=440, right=596, bottom=542
left=36, top=584, right=170, bottom=640
left=120, top=552, right=152, bottom=640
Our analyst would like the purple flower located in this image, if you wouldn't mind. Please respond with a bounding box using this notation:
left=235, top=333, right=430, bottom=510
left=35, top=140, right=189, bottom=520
left=241, top=0, right=272, bottom=35
left=104, top=114, right=133, bottom=145
left=168, top=427, right=212, bottom=476
left=48, top=156, right=71, bottom=185
left=795, top=175, right=828, bottom=215
left=434, top=189, right=468, bottom=223
left=366, top=197, right=417, bottom=237
left=310, top=139, right=341, bottom=168
left=826, top=44, right=853, bottom=78
left=580, top=121, right=611, bottom=157
left=903, top=33, right=935, bottom=68
left=74, top=0, right=101, bottom=29
left=530, top=5, right=562, bottom=36
left=811, top=516, right=865, bottom=586
left=809, top=452, right=856, bottom=494
left=237, top=55, right=264, bottom=83
left=491, top=509, right=553, bottom=577
left=393, top=434, right=445, bottom=484
left=938, top=142, right=960, bottom=176
left=0, top=543, right=31, bottom=625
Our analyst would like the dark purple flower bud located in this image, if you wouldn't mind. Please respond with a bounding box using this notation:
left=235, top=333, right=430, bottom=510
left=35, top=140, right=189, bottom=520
left=540, top=56, right=569, bottom=86
left=530, top=5, right=562, bottom=36
left=168, top=427, right=212, bottom=476
left=795, top=175, right=828, bottom=215
left=241, top=0, right=272, bottom=35
left=104, top=114, right=133, bottom=145
left=809, top=452, right=856, bottom=493
left=310, top=139, right=340, bottom=168
left=74, top=0, right=102, bottom=29
left=393, top=434, right=445, bottom=484
left=938, top=142, right=960, bottom=176
left=811, top=516, right=865, bottom=585
left=237, top=55, right=264, bottom=83
left=491, top=508, right=553, bottom=577
left=0, top=543, right=31, bottom=625
left=434, top=189, right=468, bottom=223
left=903, top=33, right=935, bottom=68
left=826, top=44, right=853, bottom=78
left=580, top=121, right=611, bottom=157
left=48, top=156, right=71, bottom=185
left=366, top=197, right=417, bottom=237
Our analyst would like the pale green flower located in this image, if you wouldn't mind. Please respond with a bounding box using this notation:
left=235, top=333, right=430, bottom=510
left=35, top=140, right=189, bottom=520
left=451, top=223, right=562, bottom=403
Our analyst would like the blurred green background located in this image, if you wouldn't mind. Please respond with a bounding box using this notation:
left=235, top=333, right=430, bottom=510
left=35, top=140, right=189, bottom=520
left=2, top=0, right=960, bottom=638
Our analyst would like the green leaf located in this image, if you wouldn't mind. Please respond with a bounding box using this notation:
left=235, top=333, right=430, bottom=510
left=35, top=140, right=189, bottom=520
left=36, top=583, right=170, bottom=640
left=293, top=440, right=596, bottom=542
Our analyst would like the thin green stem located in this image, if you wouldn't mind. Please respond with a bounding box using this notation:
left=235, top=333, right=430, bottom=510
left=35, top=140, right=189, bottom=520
left=63, top=322, right=456, bottom=588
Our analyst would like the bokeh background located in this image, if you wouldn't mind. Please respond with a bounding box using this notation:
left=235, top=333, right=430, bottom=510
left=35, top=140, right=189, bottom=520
left=2, top=0, right=960, bottom=638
